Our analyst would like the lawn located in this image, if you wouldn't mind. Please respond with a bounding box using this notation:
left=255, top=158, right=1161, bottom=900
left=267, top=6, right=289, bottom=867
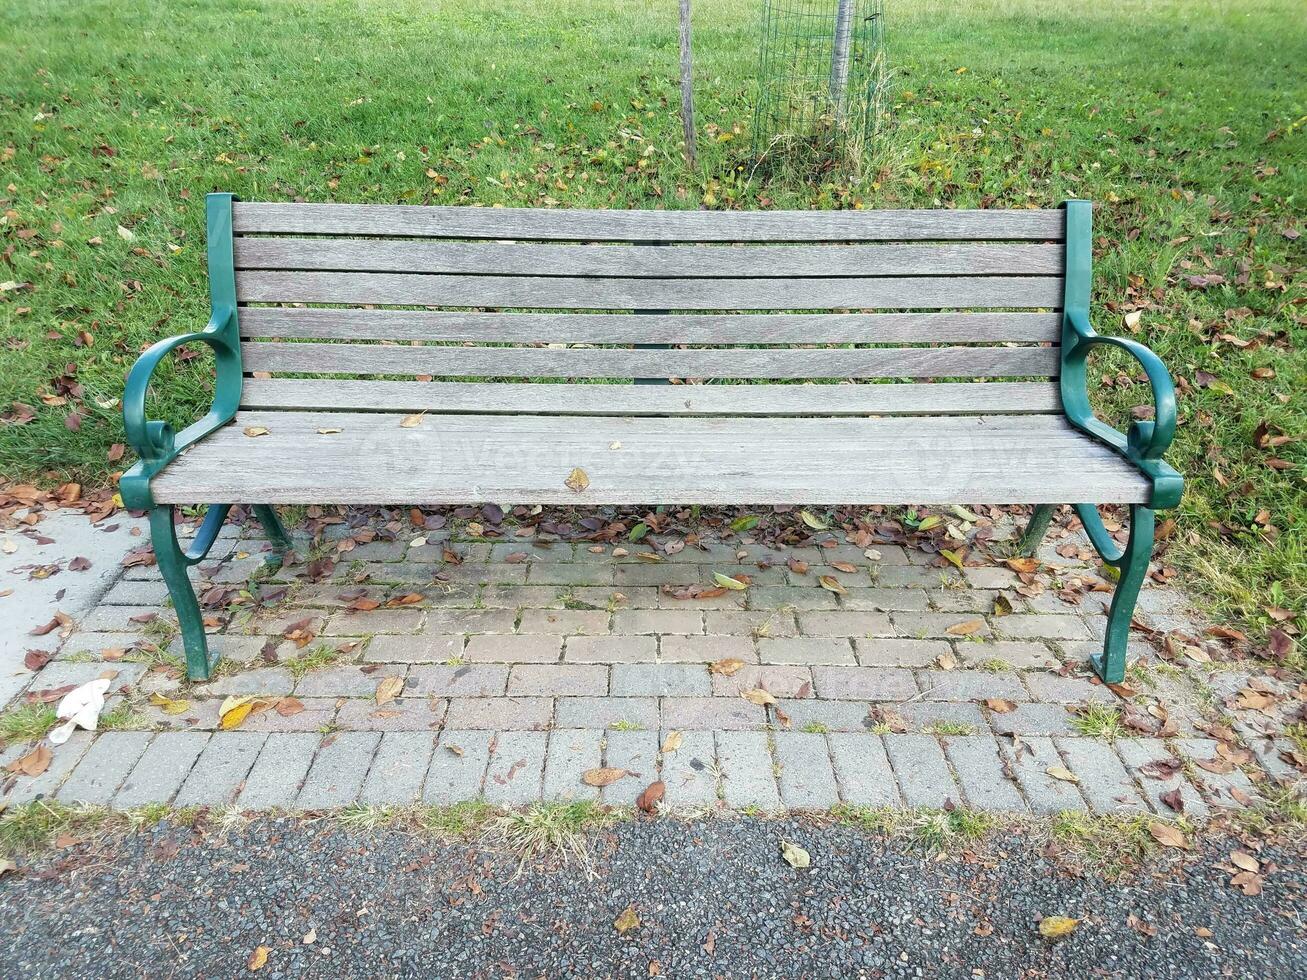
left=0, top=0, right=1303, bottom=649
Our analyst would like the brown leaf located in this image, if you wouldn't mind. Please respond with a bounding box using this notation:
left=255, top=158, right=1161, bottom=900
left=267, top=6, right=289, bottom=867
left=565, top=467, right=590, bottom=493
left=985, top=698, right=1017, bottom=714
left=935, top=649, right=959, bottom=671
left=248, top=945, right=270, bottom=971
left=7, top=744, right=52, bottom=777
left=68, top=556, right=91, bottom=572
left=375, top=675, right=404, bottom=706
left=741, top=688, right=777, bottom=707
left=1230, top=850, right=1260, bottom=873
left=945, top=618, right=985, bottom=636
left=275, top=697, right=305, bottom=717
left=242, top=426, right=270, bottom=438
left=583, top=767, right=632, bottom=787
left=1230, top=870, right=1263, bottom=896
left=347, top=597, right=382, bottom=612
left=787, top=557, right=809, bottom=576
left=817, top=575, right=847, bottom=595
left=613, top=904, right=640, bottom=934
left=399, top=413, right=425, bottom=428
left=1148, top=822, right=1190, bottom=850
left=636, top=780, right=665, bottom=814
left=1159, top=787, right=1185, bottom=813
left=660, top=731, right=683, bottom=754
left=1005, top=557, right=1040, bottom=574
left=709, top=658, right=746, bottom=676
left=830, top=561, right=858, bottom=574
left=23, top=649, right=52, bottom=671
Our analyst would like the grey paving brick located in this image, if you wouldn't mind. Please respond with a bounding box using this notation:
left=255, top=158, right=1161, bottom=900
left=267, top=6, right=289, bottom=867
left=890, top=611, right=992, bottom=639
left=660, top=635, right=758, bottom=664
left=811, top=666, right=917, bottom=701
left=987, top=702, right=1078, bottom=737
left=959, top=640, right=1060, bottom=670
left=444, top=697, right=553, bottom=731
left=710, top=665, right=812, bottom=698
left=613, top=563, right=701, bottom=588
left=779, top=699, right=874, bottom=732
left=662, top=697, right=765, bottom=731
left=423, top=608, right=518, bottom=634
left=1115, top=738, right=1209, bottom=820
left=529, top=563, right=614, bottom=586
left=195, top=667, right=294, bottom=697
left=660, top=730, right=718, bottom=809
left=883, top=735, right=962, bottom=809
left=942, top=735, right=1027, bottom=812
left=323, top=609, right=424, bottom=636
left=563, top=635, right=657, bottom=663
left=404, top=664, right=508, bottom=697
left=435, top=562, right=527, bottom=586
left=175, top=733, right=267, bottom=807
left=1054, top=737, right=1149, bottom=814
left=555, top=697, right=659, bottom=730
left=996, top=615, right=1093, bottom=641
left=838, top=588, right=930, bottom=612
left=424, top=731, right=493, bottom=804
left=611, top=663, right=709, bottom=697
left=78, top=604, right=174, bottom=633
left=58, top=732, right=154, bottom=805
left=899, top=702, right=987, bottom=733
left=518, top=609, right=609, bottom=635
left=490, top=542, right=571, bottom=563
left=335, top=697, right=447, bottom=731
left=464, top=634, right=562, bottom=663
left=484, top=731, right=547, bottom=804
left=294, top=665, right=407, bottom=698
left=915, top=670, right=1025, bottom=702
left=360, top=732, right=437, bottom=804
left=828, top=733, right=900, bottom=807
left=101, top=580, right=170, bottom=606
left=854, top=638, right=952, bottom=668
left=774, top=732, right=839, bottom=809
left=237, top=733, right=321, bottom=808
left=1174, top=738, right=1260, bottom=808
left=297, top=732, right=381, bottom=808
left=33, top=662, right=147, bottom=693
left=758, top=637, right=856, bottom=666
left=4, top=731, right=93, bottom=804
left=364, top=634, right=464, bottom=663
left=573, top=585, right=659, bottom=609
left=715, top=731, right=780, bottom=810
left=116, top=732, right=209, bottom=807
left=507, top=664, right=608, bottom=696
left=611, top=609, right=703, bottom=635
left=931, top=589, right=1007, bottom=613
left=999, top=735, right=1087, bottom=814
left=1023, top=672, right=1114, bottom=704
left=57, top=632, right=146, bottom=659
left=242, top=698, right=337, bottom=733
left=876, top=565, right=958, bottom=588
left=703, top=610, right=796, bottom=637
left=747, top=586, right=838, bottom=611
left=961, top=567, right=1022, bottom=589
left=797, top=611, right=894, bottom=637
left=543, top=730, right=604, bottom=802
left=603, top=731, right=660, bottom=806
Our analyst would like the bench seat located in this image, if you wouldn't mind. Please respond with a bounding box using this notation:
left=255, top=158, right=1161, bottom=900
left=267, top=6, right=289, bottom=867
left=152, top=411, right=1149, bottom=506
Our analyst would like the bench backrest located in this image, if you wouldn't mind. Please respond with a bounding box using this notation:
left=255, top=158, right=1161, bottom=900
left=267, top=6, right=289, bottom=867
left=229, top=203, right=1068, bottom=418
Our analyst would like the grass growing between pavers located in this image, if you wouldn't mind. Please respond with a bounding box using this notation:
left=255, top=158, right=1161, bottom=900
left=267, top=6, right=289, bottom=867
left=0, top=0, right=1303, bottom=656
left=0, top=704, right=57, bottom=744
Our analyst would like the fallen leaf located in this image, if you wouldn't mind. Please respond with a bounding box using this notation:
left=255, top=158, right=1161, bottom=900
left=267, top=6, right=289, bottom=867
left=936, top=649, right=959, bottom=671
left=1149, top=822, right=1190, bottom=850
left=1046, top=765, right=1080, bottom=784
left=302, top=927, right=317, bottom=945
left=399, top=413, right=424, bottom=428
left=1230, top=850, right=1260, bottom=873
left=316, top=427, right=342, bottom=435
left=276, top=697, right=305, bottom=717
left=613, top=904, right=640, bottom=934
left=248, top=945, right=270, bottom=971
left=7, top=744, right=52, bottom=777
left=985, top=698, right=1017, bottom=713
left=799, top=510, right=828, bottom=530
left=741, top=688, right=777, bottom=707
left=375, top=676, right=404, bottom=706
left=23, top=649, right=51, bottom=671
left=148, top=692, right=191, bottom=715
left=817, top=575, right=847, bottom=595
left=1230, top=870, right=1263, bottom=896
left=582, top=767, right=632, bottom=787
left=830, top=561, right=858, bottom=574
left=946, top=619, right=985, bottom=636
left=242, top=426, right=270, bottom=438
left=709, top=658, right=745, bottom=676
left=660, top=730, right=683, bottom=754
left=780, top=839, right=811, bottom=869
left=565, top=467, right=590, bottom=492
left=1038, top=916, right=1080, bottom=939
left=636, top=780, right=665, bottom=814
left=219, top=696, right=255, bottom=730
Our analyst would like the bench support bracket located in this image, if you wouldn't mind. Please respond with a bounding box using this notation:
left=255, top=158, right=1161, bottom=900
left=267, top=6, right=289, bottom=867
left=1075, top=503, right=1154, bottom=685
left=1016, top=504, right=1056, bottom=557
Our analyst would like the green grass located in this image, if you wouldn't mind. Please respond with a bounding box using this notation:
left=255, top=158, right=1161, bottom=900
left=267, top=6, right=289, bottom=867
left=0, top=704, right=58, bottom=744
left=282, top=642, right=348, bottom=679
left=0, top=0, right=1302, bottom=652
left=1071, top=704, right=1129, bottom=740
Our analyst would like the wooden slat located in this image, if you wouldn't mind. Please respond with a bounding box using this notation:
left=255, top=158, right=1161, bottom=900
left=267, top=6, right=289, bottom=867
left=236, top=272, right=1062, bottom=310
left=237, top=309, right=1062, bottom=343
left=240, top=342, right=1060, bottom=379
left=232, top=239, right=1065, bottom=277
left=151, top=412, right=1148, bottom=506
left=231, top=203, right=1065, bottom=242
left=239, top=379, right=1063, bottom=416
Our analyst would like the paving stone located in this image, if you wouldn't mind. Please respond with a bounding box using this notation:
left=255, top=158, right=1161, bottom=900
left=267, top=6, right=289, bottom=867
left=507, top=664, right=608, bottom=697
left=774, top=732, right=839, bottom=808
left=914, top=670, right=1025, bottom=702
left=999, top=735, right=1087, bottom=814
left=323, top=609, right=424, bottom=636
left=838, top=588, right=930, bottom=612
left=611, top=609, right=703, bottom=635
left=421, top=608, right=518, bottom=635
left=811, top=666, right=917, bottom=701
left=116, top=732, right=209, bottom=807
left=436, top=563, right=528, bottom=586
left=407, top=664, right=509, bottom=697
left=710, top=665, right=812, bottom=698
left=518, top=609, right=609, bottom=635
left=78, top=605, right=174, bottom=633
left=883, top=735, right=962, bottom=808
left=987, top=702, right=1079, bottom=737
left=962, top=567, right=1022, bottom=589
left=56, top=632, right=146, bottom=659
left=336, top=697, right=447, bottom=731
left=33, top=661, right=147, bottom=693
left=297, top=732, right=381, bottom=808
left=827, top=733, right=900, bottom=806
left=603, top=730, right=659, bottom=806
left=360, top=732, right=437, bottom=804
left=718, top=564, right=789, bottom=586
left=424, top=731, right=492, bottom=804
left=958, top=640, right=1060, bottom=670
left=490, top=542, right=572, bottom=563
left=563, top=635, right=657, bottom=664
left=662, top=697, right=765, bottom=731
left=555, top=697, right=658, bottom=730
left=484, top=731, right=547, bottom=804
left=779, top=699, right=875, bottom=732
left=528, top=563, right=614, bottom=586
left=294, top=665, right=406, bottom=698
left=614, top=563, right=701, bottom=588
left=611, top=663, right=709, bottom=697
left=4, top=731, right=93, bottom=804
left=659, top=730, right=718, bottom=809
left=1054, top=737, right=1149, bottom=814
left=797, top=611, right=894, bottom=637
left=890, top=611, right=992, bottom=639
left=931, top=589, right=1007, bottom=613
left=101, top=580, right=170, bottom=606
left=876, top=565, right=958, bottom=588
left=941, top=735, right=1027, bottom=812
left=542, top=729, right=604, bottom=801
left=659, top=635, right=758, bottom=664
left=1023, top=672, right=1114, bottom=704
left=572, top=585, right=660, bottom=609
left=758, top=637, right=856, bottom=666
left=854, top=638, right=952, bottom=668
left=476, top=585, right=553, bottom=609
left=715, top=731, right=780, bottom=810
left=175, top=733, right=267, bottom=806
left=364, top=634, right=464, bottom=663
left=996, top=615, right=1093, bottom=641
left=1113, top=738, right=1208, bottom=819
left=464, top=634, right=561, bottom=663
left=898, top=702, right=987, bottom=733
left=702, top=610, right=797, bottom=637
left=58, top=732, right=153, bottom=804
left=195, top=667, right=294, bottom=697
left=241, top=697, right=337, bottom=733
left=444, top=696, right=554, bottom=731
left=746, top=587, right=837, bottom=611
left=1174, top=737, right=1260, bottom=808
left=208, top=635, right=286, bottom=665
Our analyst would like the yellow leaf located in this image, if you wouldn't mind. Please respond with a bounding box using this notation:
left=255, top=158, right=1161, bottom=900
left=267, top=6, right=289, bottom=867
left=1038, top=916, right=1080, bottom=939
left=1046, top=765, right=1080, bottom=784
left=660, top=730, right=683, bottom=754
left=613, top=904, right=640, bottom=934
left=247, top=945, right=270, bottom=971
left=565, top=467, right=590, bottom=492
left=940, top=549, right=965, bottom=571
left=713, top=572, right=747, bottom=591
left=149, top=692, right=191, bottom=715
left=916, top=515, right=941, bottom=531
left=709, top=658, right=746, bottom=676
left=316, top=427, right=341, bottom=435
left=741, top=688, right=777, bottom=706
left=582, top=767, right=632, bottom=787
left=219, top=695, right=255, bottom=730
left=375, top=675, right=404, bottom=706
left=946, top=618, right=984, bottom=636
left=399, top=413, right=424, bottom=428
left=799, top=510, right=827, bottom=530
left=780, top=839, right=811, bottom=869
left=242, top=426, right=270, bottom=438
left=818, top=575, right=847, bottom=595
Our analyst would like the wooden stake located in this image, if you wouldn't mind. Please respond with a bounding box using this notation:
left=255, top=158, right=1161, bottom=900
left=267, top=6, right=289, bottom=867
left=678, top=0, right=697, bottom=168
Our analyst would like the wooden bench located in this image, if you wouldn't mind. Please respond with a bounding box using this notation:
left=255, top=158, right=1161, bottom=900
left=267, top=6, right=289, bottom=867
left=120, top=195, right=1182, bottom=684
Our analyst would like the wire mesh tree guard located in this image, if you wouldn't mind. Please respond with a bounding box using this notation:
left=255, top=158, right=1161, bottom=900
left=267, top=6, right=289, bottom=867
left=752, top=0, right=886, bottom=169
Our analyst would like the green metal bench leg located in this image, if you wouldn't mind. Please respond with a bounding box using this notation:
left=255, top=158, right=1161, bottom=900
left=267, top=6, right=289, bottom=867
left=149, top=506, right=216, bottom=681
left=1073, top=503, right=1154, bottom=685
left=252, top=504, right=293, bottom=564
left=1016, top=504, right=1056, bottom=557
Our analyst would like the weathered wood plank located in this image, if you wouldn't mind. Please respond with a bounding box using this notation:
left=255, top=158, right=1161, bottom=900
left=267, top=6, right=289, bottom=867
left=235, top=272, right=1062, bottom=309
left=152, top=411, right=1148, bottom=506
left=236, top=309, right=1062, bottom=343
left=240, top=342, right=1060, bottom=379
left=239, top=379, right=1063, bottom=416
left=232, top=239, right=1065, bottom=277
left=231, top=203, right=1065, bottom=242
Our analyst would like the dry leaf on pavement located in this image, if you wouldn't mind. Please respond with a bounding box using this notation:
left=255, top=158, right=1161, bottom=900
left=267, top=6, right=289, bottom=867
left=780, top=839, right=811, bottom=869
left=1038, top=916, right=1080, bottom=938
left=375, top=676, right=404, bottom=706
left=582, top=767, right=632, bottom=787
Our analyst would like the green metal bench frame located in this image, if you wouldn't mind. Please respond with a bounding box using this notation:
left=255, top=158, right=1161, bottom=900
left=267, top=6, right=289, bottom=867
left=120, top=195, right=1181, bottom=684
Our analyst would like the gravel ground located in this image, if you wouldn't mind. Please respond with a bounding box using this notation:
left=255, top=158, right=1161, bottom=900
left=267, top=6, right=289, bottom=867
left=2, top=816, right=1304, bottom=978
